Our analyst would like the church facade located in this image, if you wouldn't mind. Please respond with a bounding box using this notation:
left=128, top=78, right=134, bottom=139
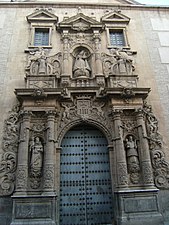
left=0, top=0, right=169, bottom=225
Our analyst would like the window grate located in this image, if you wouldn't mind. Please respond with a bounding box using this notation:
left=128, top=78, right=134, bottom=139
left=110, top=30, right=125, bottom=46
left=34, top=28, right=49, bottom=46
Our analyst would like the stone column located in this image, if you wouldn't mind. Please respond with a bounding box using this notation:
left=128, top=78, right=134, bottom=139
left=93, top=32, right=103, bottom=75
left=55, top=147, right=61, bottom=194
left=108, top=145, right=115, bottom=188
left=112, top=110, right=128, bottom=188
left=62, top=32, right=70, bottom=75
left=15, top=110, right=31, bottom=194
left=43, top=110, right=56, bottom=193
left=136, top=110, right=155, bottom=187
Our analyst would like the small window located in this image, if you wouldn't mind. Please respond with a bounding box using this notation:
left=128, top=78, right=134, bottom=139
left=34, top=28, right=49, bottom=46
left=109, top=30, right=125, bottom=46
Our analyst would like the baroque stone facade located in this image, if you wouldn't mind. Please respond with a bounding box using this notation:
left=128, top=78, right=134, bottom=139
left=0, top=0, right=169, bottom=225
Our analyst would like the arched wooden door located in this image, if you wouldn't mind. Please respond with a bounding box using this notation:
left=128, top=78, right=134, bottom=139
left=60, top=124, right=114, bottom=225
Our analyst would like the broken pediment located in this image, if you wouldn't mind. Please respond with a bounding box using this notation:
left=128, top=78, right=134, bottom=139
left=58, top=13, right=103, bottom=31
left=117, top=0, right=141, bottom=4
left=27, top=9, right=58, bottom=23
left=102, top=11, right=130, bottom=24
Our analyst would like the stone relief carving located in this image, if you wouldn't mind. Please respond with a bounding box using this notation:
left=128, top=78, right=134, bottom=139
left=117, top=162, right=128, bottom=186
left=102, top=48, right=135, bottom=76
left=16, top=165, right=27, bottom=190
left=25, top=48, right=62, bottom=76
left=142, top=161, right=154, bottom=184
left=125, top=135, right=140, bottom=184
left=73, top=49, right=91, bottom=78
left=0, top=103, right=20, bottom=196
left=58, top=96, right=112, bottom=141
left=143, top=101, right=169, bottom=189
left=43, top=164, right=55, bottom=189
left=143, top=102, right=162, bottom=149
left=112, top=80, right=137, bottom=88
left=64, top=33, right=93, bottom=49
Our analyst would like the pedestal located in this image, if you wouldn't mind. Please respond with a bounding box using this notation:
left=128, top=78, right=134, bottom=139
left=114, top=189, right=164, bottom=225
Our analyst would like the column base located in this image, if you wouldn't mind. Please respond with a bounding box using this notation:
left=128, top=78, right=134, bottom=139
left=10, top=195, right=58, bottom=225
left=114, top=188, right=164, bottom=225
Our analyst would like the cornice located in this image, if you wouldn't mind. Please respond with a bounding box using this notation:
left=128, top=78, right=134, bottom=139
left=0, top=2, right=169, bottom=11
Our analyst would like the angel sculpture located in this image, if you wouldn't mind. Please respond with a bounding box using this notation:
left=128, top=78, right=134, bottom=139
left=25, top=48, right=62, bottom=76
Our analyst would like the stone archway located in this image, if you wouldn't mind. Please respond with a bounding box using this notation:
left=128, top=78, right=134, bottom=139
left=59, top=124, right=114, bottom=225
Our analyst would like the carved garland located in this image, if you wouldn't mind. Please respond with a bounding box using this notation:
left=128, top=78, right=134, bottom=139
left=0, top=103, right=20, bottom=196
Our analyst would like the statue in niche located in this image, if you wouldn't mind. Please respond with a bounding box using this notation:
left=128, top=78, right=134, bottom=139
left=29, top=136, right=43, bottom=178
left=125, top=135, right=140, bottom=183
left=73, top=50, right=91, bottom=78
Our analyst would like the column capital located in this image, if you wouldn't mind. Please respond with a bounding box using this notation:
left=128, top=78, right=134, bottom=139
left=135, top=108, right=144, bottom=118
left=19, top=110, right=32, bottom=119
left=46, top=110, right=58, bottom=118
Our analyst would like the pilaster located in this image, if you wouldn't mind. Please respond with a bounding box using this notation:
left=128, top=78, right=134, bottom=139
left=136, top=109, right=155, bottom=188
left=15, top=110, right=31, bottom=194
left=112, top=110, right=128, bottom=189
left=43, top=110, right=57, bottom=194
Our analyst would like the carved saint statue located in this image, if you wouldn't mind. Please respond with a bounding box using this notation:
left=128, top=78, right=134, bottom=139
left=29, top=137, right=43, bottom=177
left=73, top=50, right=91, bottom=78
left=125, top=135, right=139, bottom=172
left=125, top=135, right=140, bottom=184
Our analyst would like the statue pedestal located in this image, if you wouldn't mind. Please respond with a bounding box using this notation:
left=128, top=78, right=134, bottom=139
left=10, top=195, right=58, bottom=225
left=114, top=188, right=164, bottom=225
